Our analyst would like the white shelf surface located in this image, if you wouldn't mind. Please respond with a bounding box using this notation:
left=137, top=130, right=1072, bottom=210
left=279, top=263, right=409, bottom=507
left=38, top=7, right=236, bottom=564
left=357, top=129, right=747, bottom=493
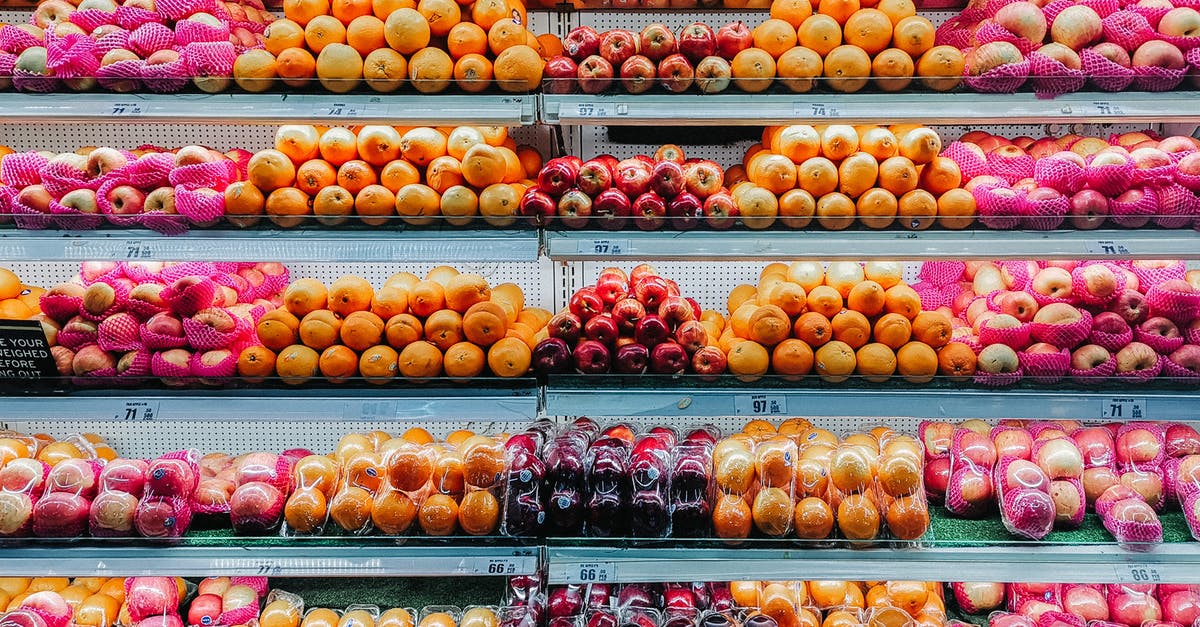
left=543, top=384, right=1198, bottom=420
left=547, top=545, right=1200, bottom=584
left=542, top=92, right=1200, bottom=125
left=0, top=229, right=540, bottom=262
left=0, top=92, right=538, bottom=126
left=544, top=229, right=1200, bottom=261
left=0, top=544, right=539, bottom=577
left=1, top=386, right=539, bottom=422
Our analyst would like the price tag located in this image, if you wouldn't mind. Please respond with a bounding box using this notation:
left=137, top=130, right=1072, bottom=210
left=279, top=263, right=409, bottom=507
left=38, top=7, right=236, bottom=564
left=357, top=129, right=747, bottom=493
left=795, top=102, right=839, bottom=118
left=313, top=99, right=385, bottom=118
left=1100, top=397, right=1146, bottom=420
left=1093, top=101, right=1126, bottom=116
left=579, top=239, right=629, bottom=255
left=1085, top=240, right=1131, bottom=256
left=1114, top=564, right=1161, bottom=583
left=115, top=400, right=160, bottom=421
left=734, top=394, right=787, bottom=416
left=575, top=103, right=601, bottom=118
left=109, top=103, right=144, bottom=116
left=475, top=558, right=520, bottom=575
left=123, top=240, right=153, bottom=260
left=576, top=562, right=615, bottom=583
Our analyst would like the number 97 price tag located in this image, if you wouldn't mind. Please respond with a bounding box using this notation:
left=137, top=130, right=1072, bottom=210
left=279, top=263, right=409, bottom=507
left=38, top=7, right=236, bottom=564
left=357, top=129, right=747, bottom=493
left=734, top=394, right=786, bottom=416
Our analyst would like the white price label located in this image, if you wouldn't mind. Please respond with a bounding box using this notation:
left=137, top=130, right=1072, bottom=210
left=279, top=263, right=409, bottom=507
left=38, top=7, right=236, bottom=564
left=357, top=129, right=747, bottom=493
left=734, top=394, right=787, bottom=416
left=1100, top=397, right=1146, bottom=420
left=109, top=103, right=144, bottom=116
left=123, top=240, right=152, bottom=260
left=116, top=400, right=160, bottom=421
left=795, top=102, right=839, bottom=118
left=579, top=239, right=629, bottom=255
left=576, top=562, right=615, bottom=583
left=313, top=99, right=385, bottom=118
left=1114, top=564, right=1161, bottom=583
left=1093, top=101, right=1126, bottom=116
left=1085, top=240, right=1131, bottom=256
left=476, top=558, right=520, bottom=575
left=575, top=103, right=606, bottom=118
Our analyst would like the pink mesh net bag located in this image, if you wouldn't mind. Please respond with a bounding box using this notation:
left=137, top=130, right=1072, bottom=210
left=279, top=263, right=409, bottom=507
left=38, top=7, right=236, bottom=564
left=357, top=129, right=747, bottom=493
left=980, top=322, right=1032, bottom=350
left=93, top=28, right=131, bottom=57
left=1133, top=260, right=1186, bottom=289
left=114, top=5, right=162, bottom=30
left=974, top=21, right=1039, bottom=55
left=912, top=281, right=948, bottom=310
left=69, top=9, right=114, bottom=32
left=230, top=577, right=269, bottom=598
left=142, top=210, right=190, bottom=236
left=1070, top=263, right=1126, bottom=306
left=1036, top=611, right=1083, bottom=627
left=140, top=319, right=188, bottom=351
left=1101, top=11, right=1156, bottom=50
left=1162, top=352, right=1200, bottom=384
left=135, top=496, right=193, bottom=537
left=0, top=25, right=43, bottom=54
left=40, top=159, right=92, bottom=198
left=1029, top=51, right=1086, bottom=98
left=1033, top=153, right=1086, bottom=194
left=1152, top=183, right=1197, bottom=229
left=98, top=312, right=143, bottom=352
left=934, top=17, right=975, bottom=50
left=161, top=276, right=217, bottom=317
left=964, top=58, right=1031, bottom=94
left=974, top=365, right=1023, bottom=387
left=1040, top=0, right=1074, bottom=24
left=1161, top=33, right=1200, bottom=53
left=129, top=22, right=176, bottom=57
left=1109, top=185, right=1157, bottom=228
left=12, top=56, right=61, bottom=93
left=1189, top=47, right=1200, bottom=74
left=998, top=261, right=1034, bottom=291
left=161, top=262, right=216, bottom=283
left=974, top=184, right=1024, bottom=229
left=918, top=261, right=966, bottom=287
left=183, top=312, right=250, bottom=351
left=1068, top=353, right=1116, bottom=384
left=96, top=59, right=145, bottom=93
left=175, top=18, right=231, bottom=45
left=1127, top=4, right=1168, bottom=28
left=1080, top=0, right=1119, bottom=17
left=39, top=288, right=84, bottom=324
left=1174, top=154, right=1200, bottom=192
left=987, top=148, right=1037, bottom=184
left=96, top=177, right=143, bottom=228
left=1102, top=497, right=1162, bottom=547
left=1132, top=63, right=1186, bottom=92
left=1146, top=279, right=1200, bottom=324
left=141, top=55, right=192, bottom=93
left=1091, top=321, right=1132, bottom=352
left=1085, top=152, right=1133, bottom=195
left=80, top=280, right=131, bottom=323
left=1019, top=347, right=1070, bottom=384
left=942, top=141, right=989, bottom=180
left=183, top=41, right=235, bottom=89
left=57, top=318, right=98, bottom=350
left=169, top=160, right=237, bottom=189
left=175, top=186, right=225, bottom=225
left=1021, top=189, right=1069, bottom=230
left=158, top=0, right=218, bottom=20
left=3, top=152, right=49, bottom=188
left=1113, top=348, right=1162, bottom=382
left=1081, top=47, right=1135, bottom=91
left=128, top=152, right=176, bottom=189
left=115, top=348, right=153, bottom=381
left=45, top=33, right=99, bottom=81
left=189, top=348, right=239, bottom=378
left=10, top=187, right=53, bottom=230
left=1030, top=308, right=1092, bottom=348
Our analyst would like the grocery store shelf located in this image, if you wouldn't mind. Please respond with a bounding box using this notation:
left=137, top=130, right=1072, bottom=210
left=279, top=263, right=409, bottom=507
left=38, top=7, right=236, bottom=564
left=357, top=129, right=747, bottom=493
left=543, top=379, right=1197, bottom=420
left=0, top=229, right=539, bottom=262
left=0, top=386, right=539, bottom=422
left=0, top=92, right=537, bottom=125
left=544, top=229, right=1200, bottom=260
left=547, top=545, right=1200, bottom=584
left=541, top=92, right=1200, bottom=125
left=0, top=543, right=540, bottom=577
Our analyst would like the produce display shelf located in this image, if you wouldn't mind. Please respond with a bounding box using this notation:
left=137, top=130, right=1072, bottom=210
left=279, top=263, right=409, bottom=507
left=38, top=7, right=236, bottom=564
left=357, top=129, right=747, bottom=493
left=541, top=92, right=1200, bottom=125
left=0, top=92, right=538, bottom=126
left=543, top=229, right=1200, bottom=261
left=0, top=229, right=541, bottom=263
left=0, top=542, right=540, bottom=577
left=543, top=377, right=1196, bottom=420
left=0, top=385, right=539, bottom=422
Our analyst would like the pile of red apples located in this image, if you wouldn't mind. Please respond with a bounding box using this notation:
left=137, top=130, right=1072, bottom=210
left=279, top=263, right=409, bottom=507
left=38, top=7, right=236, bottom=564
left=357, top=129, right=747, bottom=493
left=939, top=0, right=1200, bottom=94
left=956, top=581, right=1200, bottom=627
left=945, top=130, right=1200, bottom=231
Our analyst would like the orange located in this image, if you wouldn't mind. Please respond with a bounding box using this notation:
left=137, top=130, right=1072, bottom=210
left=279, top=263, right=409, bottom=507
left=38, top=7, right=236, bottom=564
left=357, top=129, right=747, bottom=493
left=747, top=153, right=797, bottom=195
left=773, top=125, right=821, bottom=163
left=937, top=341, right=977, bottom=381
left=318, top=345, right=358, bottom=383
left=898, top=127, right=941, bottom=165
left=809, top=581, right=852, bottom=610
left=487, top=336, right=530, bottom=377
left=304, top=609, right=341, bottom=627
left=313, top=185, right=355, bottom=226
left=409, top=46, right=454, bottom=93
left=458, top=488, right=500, bottom=535
left=856, top=342, right=897, bottom=382
left=797, top=156, right=839, bottom=196
left=354, top=184, right=397, bottom=227
left=370, top=286, right=409, bottom=320
left=345, top=452, right=386, bottom=492
left=794, top=496, right=835, bottom=539
left=843, top=9, right=893, bottom=55
left=372, top=489, right=417, bottom=534
left=752, top=19, right=798, bottom=59
left=418, top=493, right=459, bottom=535
left=487, top=18, right=525, bottom=55
left=536, top=33, right=562, bottom=58
left=443, top=341, right=486, bottom=380
left=346, top=15, right=385, bottom=54
left=400, top=127, right=448, bottom=166
left=872, top=312, right=912, bottom=349
left=748, top=305, right=791, bottom=346
left=305, top=15, right=347, bottom=53
left=821, top=125, right=859, bottom=160
left=336, top=160, right=378, bottom=195
left=356, top=125, right=403, bottom=166
left=277, top=48, right=317, bottom=87
left=917, top=156, right=962, bottom=195
left=374, top=0, right=415, bottom=17
left=896, top=341, right=938, bottom=383
left=878, top=0, right=917, bottom=24
left=494, top=44, right=543, bottom=92
left=872, top=47, right=914, bottom=91
left=296, top=159, right=337, bottom=195
left=378, top=609, right=415, bottom=627
left=772, top=338, right=814, bottom=379
left=471, top=0, right=509, bottom=30
left=284, top=0, right=330, bottom=25
left=752, top=487, right=794, bottom=536
left=363, top=48, right=407, bottom=92
left=856, top=187, right=898, bottom=229
left=878, top=156, right=919, bottom=196
left=247, top=149, right=296, bottom=192
left=886, top=495, right=930, bottom=540
left=276, top=344, right=320, bottom=385
left=417, top=0, right=460, bottom=36
left=771, top=0, right=814, bottom=27
left=823, top=44, right=871, bottom=92
left=258, top=309, right=302, bottom=350
left=884, top=284, right=922, bottom=319
left=318, top=127, right=359, bottom=166
left=847, top=280, right=885, bottom=316
left=463, top=302, right=508, bottom=346
left=816, top=191, right=855, bottom=230
left=398, top=340, right=443, bottom=379
left=731, top=48, right=776, bottom=93
left=793, top=311, right=832, bottom=347
left=329, top=486, right=373, bottom=532
left=837, top=492, right=880, bottom=540
left=838, top=151, right=879, bottom=198
left=299, top=310, right=343, bottom=351
left=384, top=8, right=431, bottom=54
left=937, top=187, right=976, bottom=230
left=424, top=309, right=464, bottom=351
left=814, top=340, right=856, bottom=382
left=478, top=183, right=522, bottom=226
left=385, top=314, right=423, bottom=349
left=727, top=340, right=771, bottom=382
left=444, top=273, right=490, bottom=312
left=453, top=53, right=493, bottom=93
left=333, top=0, right=373, bottom=22
left=892, top=15, right=934, bottom=56
left=779, top=188, right=817, bottom=229
left=806, top=285, right=843, bottom=319
left=917, top=45, right=964, bottom=91
left=818, top=0, right=859, bottom=24
left=898, top=188, right=937, bottom=230
left=380, top=159, right=421, bottom=191
left=712, top=493, right=753, bottom=539
left=776, top=46, right=823, bottom=92
left=387, top=444, right=433, bottom=491
left=285, top=488, right=328, bottom=533
left=359, top=345, right=399, bottom=384
left=295, top=454, right=339, bottom=495
left=340, top=311, right=385, bottom=352
left=798, top=14, right=842, bottom=56
left=264, top=19, right=305, bottom=54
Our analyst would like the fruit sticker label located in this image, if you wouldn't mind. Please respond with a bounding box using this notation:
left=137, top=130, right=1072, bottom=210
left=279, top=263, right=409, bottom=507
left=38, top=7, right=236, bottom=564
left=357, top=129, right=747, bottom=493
left=0, top=320, right=57, bottom=380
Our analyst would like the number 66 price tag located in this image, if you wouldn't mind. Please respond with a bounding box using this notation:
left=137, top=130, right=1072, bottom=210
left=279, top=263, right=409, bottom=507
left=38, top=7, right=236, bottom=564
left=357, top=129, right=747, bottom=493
left=577, top=562, right=615, bottom=583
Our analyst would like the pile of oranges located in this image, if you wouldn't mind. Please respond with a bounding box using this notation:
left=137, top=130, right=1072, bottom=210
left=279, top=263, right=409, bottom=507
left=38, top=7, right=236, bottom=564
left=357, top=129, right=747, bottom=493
left=284, top=605, right=489, bottom=627
left=711, top=418, right=930, bottom=542
left=0, top=431, right=117, bottom=466
left=285, top=428, right=507, bottom=536
left=228, top=125, right=541, bottom=228
left=237, top=266, right=550, bottom=384
left=0, top=576, right=150, bottom=627
left=732, top=0, right=963, bottom=93
left=239, top=0, right=550, bottom=93
left=728, top=125, right=977, bottom=231
left=0, top=267, right=44, bottom=320
left=715, top=261, right=957, bottom=383
left=730, top=580, right=947, bottom=627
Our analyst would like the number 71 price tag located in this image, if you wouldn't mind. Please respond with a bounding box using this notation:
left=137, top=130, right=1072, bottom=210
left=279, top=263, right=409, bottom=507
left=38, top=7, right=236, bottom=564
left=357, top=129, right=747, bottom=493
left=1100, top=398, right=1146, bottom=420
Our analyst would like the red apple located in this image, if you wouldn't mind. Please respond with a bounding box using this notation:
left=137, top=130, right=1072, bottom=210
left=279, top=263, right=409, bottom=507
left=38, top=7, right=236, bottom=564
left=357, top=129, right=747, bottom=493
left=577, top=55, right=614, bottom=94
left=638, top=23, right=677, bottom=62
left=599, top=29, right=639, bottom=68
left=677, top=22, right=716, bottom=62
left=620, top=55, right=656, bottom=94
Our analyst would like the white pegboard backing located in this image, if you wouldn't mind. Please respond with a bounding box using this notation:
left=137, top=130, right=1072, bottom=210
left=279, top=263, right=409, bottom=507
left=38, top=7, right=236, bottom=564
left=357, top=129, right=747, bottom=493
left=0, top=124, right=278, bottom=154
left=0, top=10, right=29, bottom=23
left=3, top=420, right=521, bottom=458
left=575, top=10, right=766, bottom=32
left=1, top=258, right=557, bottom=309
left=576, top=260, right=925, bottom=311
left=0, top=123, right=545, bottom=154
